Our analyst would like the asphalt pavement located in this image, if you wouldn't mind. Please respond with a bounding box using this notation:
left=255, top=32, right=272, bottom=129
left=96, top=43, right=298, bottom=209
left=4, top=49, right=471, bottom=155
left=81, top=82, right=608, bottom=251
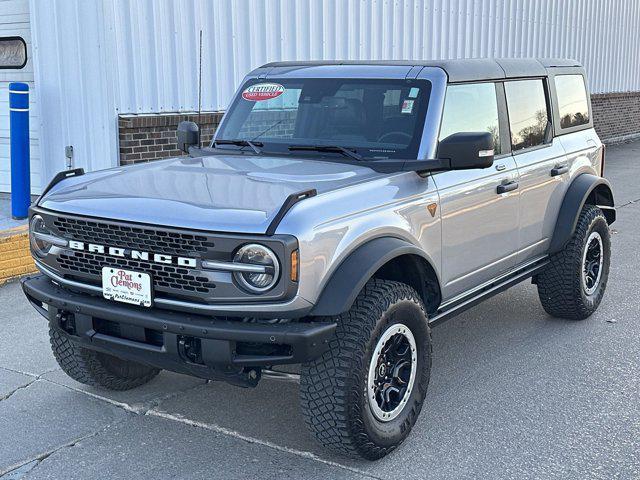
left=1, top=141, right=639, bottom=479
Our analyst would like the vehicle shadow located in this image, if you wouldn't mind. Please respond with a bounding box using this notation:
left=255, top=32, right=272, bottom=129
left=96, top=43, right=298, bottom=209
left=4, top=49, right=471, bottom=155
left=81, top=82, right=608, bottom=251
left=152, top=280, right=606, bottom=471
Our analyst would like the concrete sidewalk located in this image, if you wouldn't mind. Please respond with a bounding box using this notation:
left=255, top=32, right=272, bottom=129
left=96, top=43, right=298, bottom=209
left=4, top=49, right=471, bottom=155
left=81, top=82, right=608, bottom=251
left=0, top=194, right=28, bottom=231
left=1, top=140, right=639, bottom=479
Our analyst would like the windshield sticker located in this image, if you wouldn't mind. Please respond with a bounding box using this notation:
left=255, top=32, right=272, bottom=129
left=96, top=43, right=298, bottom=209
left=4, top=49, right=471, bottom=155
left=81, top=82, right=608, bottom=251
left=401, top=99, right=415, bottom=114
left=408, top=87, right=420, bottom=98
left=242, top=83, right=285, bottom=101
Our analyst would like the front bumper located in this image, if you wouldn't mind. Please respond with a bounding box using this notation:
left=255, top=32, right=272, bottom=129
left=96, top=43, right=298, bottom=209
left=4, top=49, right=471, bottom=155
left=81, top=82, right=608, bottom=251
left=22, top=275, right=336, bottom=384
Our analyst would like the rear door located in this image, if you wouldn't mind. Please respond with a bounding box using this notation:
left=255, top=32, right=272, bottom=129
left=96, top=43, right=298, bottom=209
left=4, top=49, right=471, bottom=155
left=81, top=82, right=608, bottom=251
left=504, top=79, right=569, bottom=263
left=433, top=82, right=520, bottom=300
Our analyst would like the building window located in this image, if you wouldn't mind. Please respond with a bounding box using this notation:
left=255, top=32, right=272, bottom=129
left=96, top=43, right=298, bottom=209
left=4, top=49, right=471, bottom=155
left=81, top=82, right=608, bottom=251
left=0, top=37, right=27, bottom=69
left=505, top=79, right=550, bottom=151
left=555, top=75, right=590, bottom=128
left=439, top=82, right=501, bottom=154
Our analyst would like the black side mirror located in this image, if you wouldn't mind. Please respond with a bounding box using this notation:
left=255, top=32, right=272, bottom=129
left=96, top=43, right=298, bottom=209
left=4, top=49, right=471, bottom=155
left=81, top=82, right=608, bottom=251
left=437, top=132, right=495, bottom=170
left=177, top=121, right=200, bottom=153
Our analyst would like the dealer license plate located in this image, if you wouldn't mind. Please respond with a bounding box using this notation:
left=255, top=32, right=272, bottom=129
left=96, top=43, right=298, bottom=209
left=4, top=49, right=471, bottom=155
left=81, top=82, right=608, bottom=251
left=102, top=267, right=152, bottom=307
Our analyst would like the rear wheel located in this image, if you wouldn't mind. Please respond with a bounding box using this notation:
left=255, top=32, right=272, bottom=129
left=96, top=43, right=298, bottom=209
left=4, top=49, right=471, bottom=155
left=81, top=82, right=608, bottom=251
left=537, top=205, right=611, bottom=320
left=300, top=279, right=432, bottom=460
left=50, top=328, right=160, bottom=390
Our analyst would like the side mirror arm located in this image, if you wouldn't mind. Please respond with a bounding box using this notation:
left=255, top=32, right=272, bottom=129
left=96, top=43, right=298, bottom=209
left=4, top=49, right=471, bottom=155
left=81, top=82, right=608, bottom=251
left=365, top=158, right=451, bottom=174
left=402, top=159, right=451, bottom=173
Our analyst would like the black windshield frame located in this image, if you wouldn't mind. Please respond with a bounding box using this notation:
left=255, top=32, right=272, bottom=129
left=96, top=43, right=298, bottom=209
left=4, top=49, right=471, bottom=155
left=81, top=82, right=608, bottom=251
left=215, top=78, right=432, bottom=160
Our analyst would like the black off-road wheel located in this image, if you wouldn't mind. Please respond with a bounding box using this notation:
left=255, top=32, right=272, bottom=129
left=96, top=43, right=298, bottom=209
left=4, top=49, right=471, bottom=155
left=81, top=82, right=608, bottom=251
left=300, top=279, right=432, bottom=460
left=537, top=205, right=611, bottom=320
left=50, top=328, right=160, bottom=390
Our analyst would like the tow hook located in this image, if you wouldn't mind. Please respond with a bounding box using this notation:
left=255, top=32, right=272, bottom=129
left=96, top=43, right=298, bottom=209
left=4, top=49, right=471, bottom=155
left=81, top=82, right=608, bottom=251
left=177, top=336, right=204, bottom=365
left=56, top=311, right=76, bottom=335
left=218, top=368, right=261, bottom=388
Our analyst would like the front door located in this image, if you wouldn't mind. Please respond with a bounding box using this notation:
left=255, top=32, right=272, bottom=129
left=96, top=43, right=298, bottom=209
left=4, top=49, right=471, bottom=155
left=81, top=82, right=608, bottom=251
left=434, top=82, right=520, bottom=301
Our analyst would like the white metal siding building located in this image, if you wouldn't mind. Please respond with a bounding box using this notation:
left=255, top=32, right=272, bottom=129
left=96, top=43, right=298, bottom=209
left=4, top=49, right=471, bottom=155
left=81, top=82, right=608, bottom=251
left=0, top=0, right=39, bottom=193
left=1, top=0, right=639, bottom=193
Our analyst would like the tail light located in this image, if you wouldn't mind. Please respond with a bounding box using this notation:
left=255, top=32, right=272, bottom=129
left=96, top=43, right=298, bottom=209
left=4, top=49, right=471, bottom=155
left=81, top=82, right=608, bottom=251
left=600, top=144, right=606, bottom=176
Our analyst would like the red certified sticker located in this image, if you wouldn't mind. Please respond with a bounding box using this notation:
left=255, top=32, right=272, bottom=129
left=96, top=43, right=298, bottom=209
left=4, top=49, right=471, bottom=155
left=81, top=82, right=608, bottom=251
left=242, top=83, right=285, bottom=101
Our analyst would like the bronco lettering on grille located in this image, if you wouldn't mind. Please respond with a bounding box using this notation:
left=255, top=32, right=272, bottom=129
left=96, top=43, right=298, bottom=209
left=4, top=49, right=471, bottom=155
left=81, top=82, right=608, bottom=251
left=68, top=240, right=197, bottom=267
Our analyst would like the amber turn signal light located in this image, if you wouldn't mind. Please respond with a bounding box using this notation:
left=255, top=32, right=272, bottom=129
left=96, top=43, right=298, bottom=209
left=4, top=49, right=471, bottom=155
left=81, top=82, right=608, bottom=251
left=290, top=250, right=299, bottom=282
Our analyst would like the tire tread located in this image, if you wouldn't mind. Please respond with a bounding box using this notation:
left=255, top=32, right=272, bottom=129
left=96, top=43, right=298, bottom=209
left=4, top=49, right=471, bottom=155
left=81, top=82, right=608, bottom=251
left=300, top=279, right=431, bottom=459
left=537, top=205, right=610, bottom=320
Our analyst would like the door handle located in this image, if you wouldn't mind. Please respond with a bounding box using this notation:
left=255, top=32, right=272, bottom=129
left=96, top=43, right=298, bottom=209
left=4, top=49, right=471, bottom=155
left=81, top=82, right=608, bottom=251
left=497, top=181, right=519, bottom=194
left=550, top=165, right=569, bottom=177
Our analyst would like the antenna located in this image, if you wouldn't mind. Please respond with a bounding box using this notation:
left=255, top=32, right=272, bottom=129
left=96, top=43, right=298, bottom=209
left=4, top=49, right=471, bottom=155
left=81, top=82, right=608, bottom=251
left=197, top=29, right=203, bottom=147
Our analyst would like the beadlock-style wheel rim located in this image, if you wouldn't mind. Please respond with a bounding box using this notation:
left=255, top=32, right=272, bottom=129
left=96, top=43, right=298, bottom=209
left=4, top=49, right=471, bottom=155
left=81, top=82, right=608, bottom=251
left=582, top=231, right=604, bottom=296
left=367, top=323, right=418, bottom=422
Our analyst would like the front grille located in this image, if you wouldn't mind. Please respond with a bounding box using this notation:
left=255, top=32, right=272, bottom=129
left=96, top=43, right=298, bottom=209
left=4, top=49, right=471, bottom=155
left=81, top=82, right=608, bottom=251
left=54, top=217, right=215, bottom=256
left=39, top=210, right=294, bottom=305
left=58, top=251, right=216, bottom=294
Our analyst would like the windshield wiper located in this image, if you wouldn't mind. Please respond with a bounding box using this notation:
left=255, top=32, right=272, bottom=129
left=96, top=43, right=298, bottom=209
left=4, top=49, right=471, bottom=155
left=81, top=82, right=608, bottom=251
left=214, top=139, right=263, bottom=154
left=288, top=145, right=363, bottom=161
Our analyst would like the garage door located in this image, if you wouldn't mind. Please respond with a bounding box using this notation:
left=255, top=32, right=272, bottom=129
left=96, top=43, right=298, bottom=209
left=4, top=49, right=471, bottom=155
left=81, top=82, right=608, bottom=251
left=0, top=0, right=40, bottom=194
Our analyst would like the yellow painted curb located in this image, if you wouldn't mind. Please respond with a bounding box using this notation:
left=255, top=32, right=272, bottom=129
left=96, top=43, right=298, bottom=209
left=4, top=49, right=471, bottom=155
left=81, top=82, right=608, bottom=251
left=0, top=225, right=37, bottom=285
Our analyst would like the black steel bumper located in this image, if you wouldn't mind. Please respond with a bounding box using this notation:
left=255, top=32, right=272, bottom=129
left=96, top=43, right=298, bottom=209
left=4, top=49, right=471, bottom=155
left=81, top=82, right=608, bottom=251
left=22, top=275, right=335, bottom=384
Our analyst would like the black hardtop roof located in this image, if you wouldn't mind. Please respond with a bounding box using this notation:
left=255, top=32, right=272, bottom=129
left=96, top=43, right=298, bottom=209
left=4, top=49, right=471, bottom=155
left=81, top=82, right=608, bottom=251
left=259, top=58, right=583, bottom=82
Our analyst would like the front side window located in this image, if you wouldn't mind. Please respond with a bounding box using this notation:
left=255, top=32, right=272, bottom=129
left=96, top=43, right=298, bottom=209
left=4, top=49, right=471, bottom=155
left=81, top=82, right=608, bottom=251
left=555, top=74, right=590, bottom=128
left=439, top=82, right=501, bottom=155
left=505, top=79, right=550, bottom=151
left=217, top=78, right=432, bottom=160
left=0, top=37, right=27, bottom=69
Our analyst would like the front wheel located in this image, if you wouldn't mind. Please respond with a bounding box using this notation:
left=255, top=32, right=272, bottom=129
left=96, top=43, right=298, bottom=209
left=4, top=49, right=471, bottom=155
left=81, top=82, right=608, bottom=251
left=537, top=205, right=611, bottom=320
left=300, top=279, right=432, bottom=460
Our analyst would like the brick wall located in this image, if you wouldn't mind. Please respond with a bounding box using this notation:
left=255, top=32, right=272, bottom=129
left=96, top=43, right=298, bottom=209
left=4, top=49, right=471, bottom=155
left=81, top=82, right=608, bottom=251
left=0, top=226, right=36, bottom=285
left=117, top=94, right=640, bottom=166
left=591, top=92, right=640, bottom=143
left=118, top=112, right=223, bottom=165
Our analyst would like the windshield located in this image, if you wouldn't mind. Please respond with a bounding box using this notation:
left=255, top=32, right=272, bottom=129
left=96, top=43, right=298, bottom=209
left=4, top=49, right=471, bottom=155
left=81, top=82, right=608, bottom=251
left=215, top=78, right=431, bottom=160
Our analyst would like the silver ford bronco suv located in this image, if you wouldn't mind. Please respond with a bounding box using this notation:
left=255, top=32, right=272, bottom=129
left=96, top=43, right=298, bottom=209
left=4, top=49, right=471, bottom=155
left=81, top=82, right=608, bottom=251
left=22, top=59, right=615, bottom=460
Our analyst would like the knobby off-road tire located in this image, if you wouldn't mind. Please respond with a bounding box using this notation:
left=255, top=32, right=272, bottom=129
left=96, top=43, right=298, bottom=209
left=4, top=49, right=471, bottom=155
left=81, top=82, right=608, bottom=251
left=300, top=279, right=432, bottom=460
left=537, top=205, right=611, bottom=320
left=49, top=328, right=160, bottom=390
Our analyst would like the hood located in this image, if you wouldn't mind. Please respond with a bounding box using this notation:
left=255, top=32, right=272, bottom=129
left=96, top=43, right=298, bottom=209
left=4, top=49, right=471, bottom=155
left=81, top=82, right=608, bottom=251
left=39, top=154, right=385, bottom=234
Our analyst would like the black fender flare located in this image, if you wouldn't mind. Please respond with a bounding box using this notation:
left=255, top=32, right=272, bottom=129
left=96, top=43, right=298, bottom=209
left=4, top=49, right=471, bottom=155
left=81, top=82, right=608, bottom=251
left=309, top=237, right=434, bottom=316
left=549, top=174, right=615, bottom=254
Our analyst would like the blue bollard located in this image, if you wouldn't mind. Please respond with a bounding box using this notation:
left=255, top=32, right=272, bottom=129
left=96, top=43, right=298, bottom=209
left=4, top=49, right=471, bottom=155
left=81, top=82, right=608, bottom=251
left=9, top=82, right=30, bottom=219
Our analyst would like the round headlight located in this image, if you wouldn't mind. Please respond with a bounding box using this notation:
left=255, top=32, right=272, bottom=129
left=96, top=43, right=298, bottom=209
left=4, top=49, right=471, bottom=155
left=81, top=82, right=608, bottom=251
left=29, top=214, right=53, bottom=257
left=233, top=244, right=280, bottom=293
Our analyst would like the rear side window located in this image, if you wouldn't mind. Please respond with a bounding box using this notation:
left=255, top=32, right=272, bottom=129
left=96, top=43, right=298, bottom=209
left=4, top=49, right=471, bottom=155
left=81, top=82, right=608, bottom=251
left=555, top=75, right=590, bottom=128
left=504, top=79, right=549, bottom=151
left=439, top=82, right=501, bottom=155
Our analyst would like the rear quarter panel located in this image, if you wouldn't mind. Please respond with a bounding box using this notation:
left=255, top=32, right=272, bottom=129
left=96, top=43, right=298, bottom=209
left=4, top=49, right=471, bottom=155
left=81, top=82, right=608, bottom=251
left=556, top=128, right=603, bottom=179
